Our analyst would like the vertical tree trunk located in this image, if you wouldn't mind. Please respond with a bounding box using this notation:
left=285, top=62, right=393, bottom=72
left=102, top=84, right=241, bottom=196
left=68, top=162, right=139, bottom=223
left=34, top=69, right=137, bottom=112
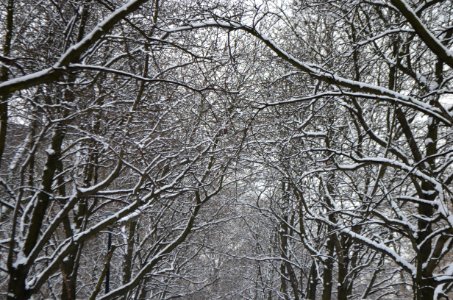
left=279, top=180, right=300, bottom=300
left=414, top=181, right=436, bottom=300
left=279, top=215, right=290, bottom=300
left=306, top=261, right=318, bottom=300
left=336, top=235, right=349, bottom=300
left=7, top=267, right=29, bottom=300
left=0, top=0, right=14, bottom=167
left=8, top=128, right=65, bottom=299
left=123, top=220, right=137, bottom=286
left=321, top=233, right=334, bottom=300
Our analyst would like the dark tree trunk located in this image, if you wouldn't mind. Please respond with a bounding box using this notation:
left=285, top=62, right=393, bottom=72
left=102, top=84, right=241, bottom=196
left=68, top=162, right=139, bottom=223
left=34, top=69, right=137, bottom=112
left=306, top=261, right=318, bottom=300
left=321, top=233, right=335, bottom=300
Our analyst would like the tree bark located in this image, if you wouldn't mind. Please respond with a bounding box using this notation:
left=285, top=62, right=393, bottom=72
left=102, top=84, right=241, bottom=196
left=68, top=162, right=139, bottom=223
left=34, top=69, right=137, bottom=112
left=0, top=0, right=14, bottom=167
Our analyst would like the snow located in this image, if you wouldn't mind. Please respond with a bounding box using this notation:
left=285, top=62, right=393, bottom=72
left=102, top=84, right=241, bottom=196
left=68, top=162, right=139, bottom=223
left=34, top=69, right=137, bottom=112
left=12, top=252, right=28, bottom=269
left=2, top=2, right=452, bottom=299
left=0, top=0, right=149, bottom=95
left=434, top=264, right=453, bottom=297
left=169, top=20, right=452, bottom=125
left=0, top=68, right=53, bottom=93
left=342, top=227, right=416, bottom=276
left=118, top=205, right=148, bottom=223
left=448, top=216, right=453, bottom=228
left=439, top=94, right=453, bottom=110
left=9, top=146, right=25, bottom=170
left=77, top=158, right=122, bottom=194
left=358, top=156, right=442, bottom=189
left=391, top=0, right=453, bottom=66
left=424, top=138, right=433, bottom=145
left=45, top=148, right=55, bottom=156
left=56, top=0, right=148, bottom=66
left=355, top=28, right=414, bottom=47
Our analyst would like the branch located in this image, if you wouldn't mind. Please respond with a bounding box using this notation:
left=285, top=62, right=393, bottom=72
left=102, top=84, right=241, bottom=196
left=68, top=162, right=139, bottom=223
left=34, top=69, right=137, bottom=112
left=390, top=0, right=453, bottom=69
left=165, top=20, right=452, bottom=125
left=0, top=0, right=149, bottom=95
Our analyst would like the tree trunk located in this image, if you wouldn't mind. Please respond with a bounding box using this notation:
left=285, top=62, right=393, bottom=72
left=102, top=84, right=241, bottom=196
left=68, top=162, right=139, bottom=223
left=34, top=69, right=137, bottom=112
left=7, top=266, right=29, bottom=300
left=306, top=261, right=318, bottom=300
left=0, top=0, right=14, bottom=167
left=336, top=235, right=349, bottom=300
left=321, top=233, right=335, bottom=300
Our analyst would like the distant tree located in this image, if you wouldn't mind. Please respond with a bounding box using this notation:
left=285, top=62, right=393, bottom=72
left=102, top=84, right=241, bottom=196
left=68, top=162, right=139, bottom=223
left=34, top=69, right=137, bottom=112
left=176, top=0, right=453, bottom=298
left=1, top=0, right=452, bottom=299
left=0, top=0, right=245, bottom=299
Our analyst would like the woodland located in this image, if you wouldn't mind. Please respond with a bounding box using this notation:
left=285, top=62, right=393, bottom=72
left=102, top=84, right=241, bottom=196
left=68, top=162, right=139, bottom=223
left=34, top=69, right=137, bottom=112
left=0, top=0, right=452, bottom=299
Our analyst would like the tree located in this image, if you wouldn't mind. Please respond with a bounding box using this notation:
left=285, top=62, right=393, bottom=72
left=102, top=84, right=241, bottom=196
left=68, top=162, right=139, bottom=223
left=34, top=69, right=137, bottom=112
left=225, top=0, right=452, bottom=298
left=1, top=0, right=452, bottom=299
left=174, top=0, right=452, bottom=298
left=0, top=0, right=245, bottom=299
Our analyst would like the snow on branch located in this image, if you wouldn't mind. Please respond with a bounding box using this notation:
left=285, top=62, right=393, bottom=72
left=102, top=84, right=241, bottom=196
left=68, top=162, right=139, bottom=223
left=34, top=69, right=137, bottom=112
left=0, top=0, right=149, bottom=95
left=390, top=0, right=453, bottom=69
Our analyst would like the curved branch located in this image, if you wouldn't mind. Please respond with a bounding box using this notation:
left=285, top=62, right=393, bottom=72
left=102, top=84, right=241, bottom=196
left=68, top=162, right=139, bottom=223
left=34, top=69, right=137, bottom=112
left=0, top=0, right=149, bottom=95
left=390, top=0, right=453, bottom=69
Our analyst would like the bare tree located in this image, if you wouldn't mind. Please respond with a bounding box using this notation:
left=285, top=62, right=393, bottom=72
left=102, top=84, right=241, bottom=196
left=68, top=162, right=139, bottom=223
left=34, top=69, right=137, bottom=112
left=1, top=0, right=452, bottom=299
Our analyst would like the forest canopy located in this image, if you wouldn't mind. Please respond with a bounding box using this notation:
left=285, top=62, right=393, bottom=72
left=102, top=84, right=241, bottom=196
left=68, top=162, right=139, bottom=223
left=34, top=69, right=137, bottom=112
left=0, top=0, right=452, bottom=299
